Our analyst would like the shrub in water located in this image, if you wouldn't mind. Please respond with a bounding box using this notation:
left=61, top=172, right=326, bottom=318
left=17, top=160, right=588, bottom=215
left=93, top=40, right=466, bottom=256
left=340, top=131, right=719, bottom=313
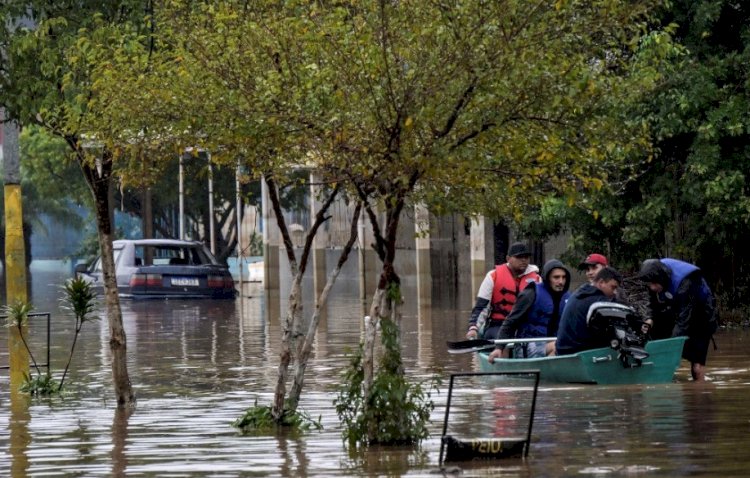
left=334, top=317, right=440, bottom=447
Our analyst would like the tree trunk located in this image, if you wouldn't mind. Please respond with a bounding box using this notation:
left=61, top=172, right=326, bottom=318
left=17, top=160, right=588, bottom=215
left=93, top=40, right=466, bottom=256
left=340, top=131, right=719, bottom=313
left=363, top=287, right=387, bottom=401
left=266, top=174, right=300, bottom=421
left=362, top=199, right=404, bottom=404
left=271, top=275, right=303, bottom=420
left=267, top=176, right=341, bottom=421
left=81, top=149, right=135, bottom=408
left=142, top=186, right=153, bottom=239
left=287, top=203, right=361, bottom=412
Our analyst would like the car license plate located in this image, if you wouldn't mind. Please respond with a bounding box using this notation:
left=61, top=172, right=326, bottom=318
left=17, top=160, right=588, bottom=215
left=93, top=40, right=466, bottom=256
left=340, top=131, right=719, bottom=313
left=171, top=277, right=199, bottom=287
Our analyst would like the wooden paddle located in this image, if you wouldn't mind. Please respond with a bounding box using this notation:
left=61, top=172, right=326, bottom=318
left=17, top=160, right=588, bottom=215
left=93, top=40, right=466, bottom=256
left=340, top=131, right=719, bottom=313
left=446, top=337, right=557, bottom=354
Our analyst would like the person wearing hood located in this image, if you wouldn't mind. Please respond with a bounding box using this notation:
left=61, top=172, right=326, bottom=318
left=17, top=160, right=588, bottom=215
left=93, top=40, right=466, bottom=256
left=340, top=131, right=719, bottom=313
left=488, top=259, right=571, bottom=361
left=466, top=242, right=541, bottom=340
left=555, top=267, right=623, bottom=355
left=637, top=258, right=718, bottom=381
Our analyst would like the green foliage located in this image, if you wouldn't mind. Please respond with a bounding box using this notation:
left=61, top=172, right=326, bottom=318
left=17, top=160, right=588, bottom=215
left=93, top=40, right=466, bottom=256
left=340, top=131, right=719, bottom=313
left=1, top=128, right=74, bottom=262
left=20, top=372, right=58, bottom=396
left=19, top=126, right=90, bottom=228
left=4, top=300, right=34, bottom=329
left=58, top=276, right=100, bottom=391
left=143, top=0, right=669, bottom=231
left=557, top=0, right=750, bottom=299
left=61, top=276, right=99, bottom=325
left=0, top=1, right=152, bottom=134
left=1, top=126, right=88, bottom=264
left=72, top=227, right=102, bottom=265
left=3, top=0, right=690, bottom=416
left=1, top=282, right=99, bottom=396
left=246, top=232, right=263, bottom=257
left=385, top=282, right=402, bottom=305
left=233, top=400, right=322, bottom=434
left=3, top=301, right=55, bottom=394
left=3, top=301, right=43, bottom=374
left=1, top=1, right=157, bottom=406
left=334, top=317, right=440, bottom=448
left=515, top=198, right=573, bottom=243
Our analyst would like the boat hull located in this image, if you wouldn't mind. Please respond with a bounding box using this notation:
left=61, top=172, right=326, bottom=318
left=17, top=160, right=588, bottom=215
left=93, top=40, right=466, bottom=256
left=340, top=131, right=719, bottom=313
left=477, top=337, right=688, bottom=385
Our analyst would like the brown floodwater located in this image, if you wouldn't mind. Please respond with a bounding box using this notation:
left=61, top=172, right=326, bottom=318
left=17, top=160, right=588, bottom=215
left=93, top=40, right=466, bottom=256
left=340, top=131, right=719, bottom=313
left=1, top=260, right=750, bottom=477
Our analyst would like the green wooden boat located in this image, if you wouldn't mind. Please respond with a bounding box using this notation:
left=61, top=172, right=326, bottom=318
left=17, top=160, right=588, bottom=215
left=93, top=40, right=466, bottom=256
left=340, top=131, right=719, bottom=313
left=477, top=337, right=688, bottom=385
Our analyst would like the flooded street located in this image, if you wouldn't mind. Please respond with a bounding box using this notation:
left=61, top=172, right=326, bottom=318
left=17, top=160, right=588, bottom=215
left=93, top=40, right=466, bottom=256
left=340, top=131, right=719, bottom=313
left=2, top=260, right=750, bottom=476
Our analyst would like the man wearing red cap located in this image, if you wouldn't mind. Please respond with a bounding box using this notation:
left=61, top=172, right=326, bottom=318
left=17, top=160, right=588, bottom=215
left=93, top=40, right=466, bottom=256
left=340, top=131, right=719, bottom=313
left=579, top=253, right=608, bottom=284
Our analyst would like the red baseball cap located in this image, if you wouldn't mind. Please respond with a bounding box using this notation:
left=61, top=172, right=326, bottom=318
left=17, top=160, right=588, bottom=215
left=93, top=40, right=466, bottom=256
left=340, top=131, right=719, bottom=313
left=579, top=253, right=608, bottom=269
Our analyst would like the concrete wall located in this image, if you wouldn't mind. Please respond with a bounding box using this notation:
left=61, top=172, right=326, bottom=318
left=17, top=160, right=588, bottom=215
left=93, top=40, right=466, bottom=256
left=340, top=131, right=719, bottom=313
left=429, top=213, right=473, bottom=310
left=260, top=178, right=576, bottom=317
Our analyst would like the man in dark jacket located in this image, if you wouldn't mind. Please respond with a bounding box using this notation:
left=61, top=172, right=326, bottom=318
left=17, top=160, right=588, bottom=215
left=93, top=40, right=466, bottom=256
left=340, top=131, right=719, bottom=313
left=488, top=259, right=571, bottom=361
left=638, top=258, right=717, bottom=381
left=555, top=267, right=623, bottom=355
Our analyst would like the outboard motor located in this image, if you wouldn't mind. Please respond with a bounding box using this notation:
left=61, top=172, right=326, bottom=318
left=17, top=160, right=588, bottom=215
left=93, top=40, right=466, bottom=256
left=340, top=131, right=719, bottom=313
left=587, top=302, right=650, bottom=367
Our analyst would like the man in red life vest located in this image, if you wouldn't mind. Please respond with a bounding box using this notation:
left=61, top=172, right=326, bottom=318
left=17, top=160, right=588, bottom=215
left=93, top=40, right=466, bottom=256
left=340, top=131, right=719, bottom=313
left=466, top=242, right=541, bottom=340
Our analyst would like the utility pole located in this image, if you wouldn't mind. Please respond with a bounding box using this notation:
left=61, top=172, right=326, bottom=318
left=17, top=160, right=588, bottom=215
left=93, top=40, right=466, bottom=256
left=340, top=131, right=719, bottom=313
left=236, top=158, right=243, bottom=285
left=2, top=109, right=30, bottom=388
left=207, top=152, right=215, bottom=254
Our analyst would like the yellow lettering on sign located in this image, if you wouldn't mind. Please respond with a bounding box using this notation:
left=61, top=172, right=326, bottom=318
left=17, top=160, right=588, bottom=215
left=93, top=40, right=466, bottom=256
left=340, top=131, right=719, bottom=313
left=470, top=439, right=505, bottom=454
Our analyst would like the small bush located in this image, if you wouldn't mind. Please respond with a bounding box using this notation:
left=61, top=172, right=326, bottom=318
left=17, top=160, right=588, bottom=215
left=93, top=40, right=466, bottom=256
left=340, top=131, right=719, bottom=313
left=20, top=372, right=58, bottom=396
left=233, top=400, right=322, bottom=434
left=334, top=317, right=440, bottom=448
left=58, top=276, right=100, bottom=391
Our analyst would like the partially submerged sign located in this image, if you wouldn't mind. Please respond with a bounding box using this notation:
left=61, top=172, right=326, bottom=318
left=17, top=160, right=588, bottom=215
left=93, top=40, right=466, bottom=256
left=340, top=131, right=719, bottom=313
left=438, top=371, right=540, bottom=465
left=442, top=435, right=527, bottom=462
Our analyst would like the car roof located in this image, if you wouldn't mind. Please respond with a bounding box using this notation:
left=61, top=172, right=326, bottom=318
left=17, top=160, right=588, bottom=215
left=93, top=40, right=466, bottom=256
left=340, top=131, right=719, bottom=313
left=112, top=239, right=205, bottom=247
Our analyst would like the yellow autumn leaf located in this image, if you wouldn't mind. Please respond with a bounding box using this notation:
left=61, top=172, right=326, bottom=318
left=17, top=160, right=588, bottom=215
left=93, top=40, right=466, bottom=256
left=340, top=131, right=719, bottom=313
left=538, top=151, right=552, bottom=162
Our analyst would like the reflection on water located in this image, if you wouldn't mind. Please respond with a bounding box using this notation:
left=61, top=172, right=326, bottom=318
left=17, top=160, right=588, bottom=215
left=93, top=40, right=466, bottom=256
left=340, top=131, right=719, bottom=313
left=0, top=259, right=750, bottom=476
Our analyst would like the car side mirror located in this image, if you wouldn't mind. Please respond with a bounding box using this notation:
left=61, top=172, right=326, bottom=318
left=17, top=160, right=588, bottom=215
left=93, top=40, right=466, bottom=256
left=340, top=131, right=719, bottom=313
left=74, top=263, right=90, bottom=274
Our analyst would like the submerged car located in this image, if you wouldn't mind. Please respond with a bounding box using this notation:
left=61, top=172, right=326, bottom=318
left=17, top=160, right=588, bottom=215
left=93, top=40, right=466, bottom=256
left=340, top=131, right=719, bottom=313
left=75, top=239, right=236, bottom=299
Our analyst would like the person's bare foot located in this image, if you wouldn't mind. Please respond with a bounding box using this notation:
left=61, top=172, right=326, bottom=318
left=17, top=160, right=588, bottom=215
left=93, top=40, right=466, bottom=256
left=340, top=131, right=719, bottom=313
left=691, top=363, right=705, bottom=381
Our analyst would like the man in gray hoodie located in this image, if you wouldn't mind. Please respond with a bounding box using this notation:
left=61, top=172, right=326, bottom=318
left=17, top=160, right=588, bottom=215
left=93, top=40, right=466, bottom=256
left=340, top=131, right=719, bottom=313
left=488, top=259, right=572, bottom=361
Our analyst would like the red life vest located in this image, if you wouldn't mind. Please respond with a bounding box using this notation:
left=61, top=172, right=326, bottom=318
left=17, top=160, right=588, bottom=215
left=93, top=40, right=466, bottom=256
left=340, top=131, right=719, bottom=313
left=490, top=264, right=540, bottom=322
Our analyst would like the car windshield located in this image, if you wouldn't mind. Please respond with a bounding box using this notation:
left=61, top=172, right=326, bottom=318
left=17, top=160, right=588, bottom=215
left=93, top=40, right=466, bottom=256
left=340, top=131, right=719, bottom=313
left=134, top=245, right=214, bottom=266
